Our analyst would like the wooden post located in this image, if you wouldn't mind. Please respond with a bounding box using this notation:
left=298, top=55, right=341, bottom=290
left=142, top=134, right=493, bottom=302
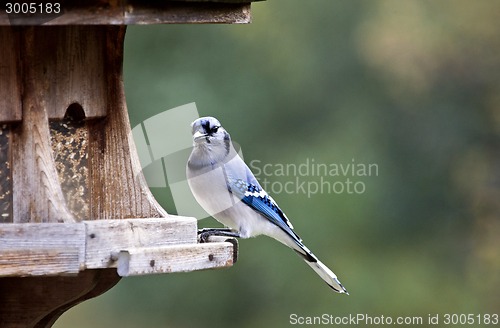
left=0, top=1, right=258, bottom=326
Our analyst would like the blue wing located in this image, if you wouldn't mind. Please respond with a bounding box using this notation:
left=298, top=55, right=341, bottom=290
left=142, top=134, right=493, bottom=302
left=226, top=167, right=302, bottom=244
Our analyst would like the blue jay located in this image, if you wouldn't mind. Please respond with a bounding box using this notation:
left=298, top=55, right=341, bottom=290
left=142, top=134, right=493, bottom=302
left=186, top=116, right=348, bottom=294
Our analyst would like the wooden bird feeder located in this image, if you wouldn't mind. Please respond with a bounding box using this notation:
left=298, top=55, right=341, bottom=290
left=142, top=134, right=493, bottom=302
left=0, top=1, right=260, bottom=326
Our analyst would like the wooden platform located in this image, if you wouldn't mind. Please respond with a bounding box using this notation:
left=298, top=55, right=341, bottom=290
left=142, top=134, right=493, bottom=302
left=0, top=217, right=236, bottom=278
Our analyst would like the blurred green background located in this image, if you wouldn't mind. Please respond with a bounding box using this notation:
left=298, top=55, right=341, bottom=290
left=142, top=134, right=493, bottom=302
left=55, top=0, right=499, bottom=327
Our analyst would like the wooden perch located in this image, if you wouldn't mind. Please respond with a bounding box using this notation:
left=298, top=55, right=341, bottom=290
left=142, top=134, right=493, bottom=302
left=0, top=217, right=236, bottom=278
left=115, top=242, right=235, bottom=277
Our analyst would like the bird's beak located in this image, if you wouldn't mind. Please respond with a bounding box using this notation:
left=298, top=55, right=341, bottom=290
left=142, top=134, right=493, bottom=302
left=193, top=130, right=208, bottom=141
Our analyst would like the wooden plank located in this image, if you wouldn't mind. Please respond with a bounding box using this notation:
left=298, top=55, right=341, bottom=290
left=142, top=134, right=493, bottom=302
left=24, top=27, right=107, bottom=119
left=87, top=26, right=168, bottom=220
left=115, top=242, right=234, bottom=277
left=0, top=248, right=81, bottom=277
left=84, top=217, right=198, bottom=269
left=0, top=218, right=202, bottom=276
left=0, top=2, right=252, bottom=25
left=0, top=27, right=21, bottom=122
left=0, top=218, right=236, bottom=278
left=0, top=27, right=108, bottom=122
left=0, top=223, right=85, bottom=252
left=0, top=223, right=85, bottom=276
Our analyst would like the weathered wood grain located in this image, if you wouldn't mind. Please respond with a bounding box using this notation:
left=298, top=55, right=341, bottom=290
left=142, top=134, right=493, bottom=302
left=116, top=242, right=235, bottom=277
left=0, top=249, right=81, bottom=277
left=85, top=217, right=197, bottom=269
left=0, top=27, right=21, bottom=122
left=0, top=218, right=236, bottom=278
left=11, top=72, right=76, bottom=223
left=0, top=26, right=109, bottom=122
left=0, top=223, right=85, bottom=276
left=85, top=26, right=167, bottom=221
left=24, top=27, right=107, bottom=120
left=39, top=27, right=107, bottom=119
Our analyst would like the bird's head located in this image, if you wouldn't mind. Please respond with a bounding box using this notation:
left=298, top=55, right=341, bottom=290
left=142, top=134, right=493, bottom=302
left=189, top=117, right=232, bottom=166
left=191, top=116, right=230, bottom=146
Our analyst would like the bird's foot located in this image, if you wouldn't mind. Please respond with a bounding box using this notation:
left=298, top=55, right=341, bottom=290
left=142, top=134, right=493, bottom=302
left=198, top=228, right=240, bottom=243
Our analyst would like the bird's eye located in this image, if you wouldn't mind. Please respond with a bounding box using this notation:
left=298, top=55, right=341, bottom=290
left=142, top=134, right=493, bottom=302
left=211, top=126, right=220, bottom=133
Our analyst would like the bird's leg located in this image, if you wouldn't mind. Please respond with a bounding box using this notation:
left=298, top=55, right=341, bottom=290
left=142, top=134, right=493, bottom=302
left=198, top=228, right=240, bottom=243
